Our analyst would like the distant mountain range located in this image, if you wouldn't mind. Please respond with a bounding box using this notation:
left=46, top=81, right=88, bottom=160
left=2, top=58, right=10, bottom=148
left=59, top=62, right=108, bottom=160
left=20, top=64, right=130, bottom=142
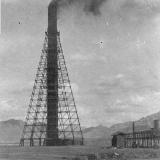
left=0, top=111, right=160, bottom=145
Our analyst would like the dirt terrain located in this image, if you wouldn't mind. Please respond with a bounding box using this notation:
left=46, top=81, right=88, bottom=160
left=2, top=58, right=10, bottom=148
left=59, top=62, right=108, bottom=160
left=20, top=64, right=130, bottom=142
left=1, top=145, right=160, bottom=160
left=0, top=145, right=100, bottom=160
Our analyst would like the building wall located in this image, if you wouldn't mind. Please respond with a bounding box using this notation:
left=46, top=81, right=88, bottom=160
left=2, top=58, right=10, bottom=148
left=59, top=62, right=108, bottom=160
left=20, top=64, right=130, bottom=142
left=112, top=130, right=160, bottom=148
left=112, top=134, right=125, bottom=148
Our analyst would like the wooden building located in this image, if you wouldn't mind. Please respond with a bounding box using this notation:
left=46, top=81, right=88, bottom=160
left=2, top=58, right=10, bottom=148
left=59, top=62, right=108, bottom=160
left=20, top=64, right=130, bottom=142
left=112, top=132, right=126, bottom=148
left=112, top=120, right=160, bottom=148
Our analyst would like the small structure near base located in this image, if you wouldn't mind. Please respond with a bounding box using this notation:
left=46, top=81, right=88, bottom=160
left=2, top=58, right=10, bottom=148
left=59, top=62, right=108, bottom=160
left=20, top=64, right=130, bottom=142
left=112, top=132, right=126, bottom=148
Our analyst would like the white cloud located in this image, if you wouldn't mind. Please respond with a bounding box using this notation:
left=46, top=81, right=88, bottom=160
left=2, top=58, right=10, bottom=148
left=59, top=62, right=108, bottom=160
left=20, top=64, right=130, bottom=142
left=130, top=95, right=145, bottom=104
left=116, top=74, right=124, bottom=79
left=0, top=36, right=12, bottom=54
left=1, top=0, right=160, bottom=127
left=3, top=0, right=19, bottom=3
left=70, top=83, right=79, bottom=96
left=134, top=0, right=160, bottom=7
left=0, top=97, right=24, bottom=121
left=70, top=54, right=89, bottom=61
left=0, top=99, right=13, bottom=111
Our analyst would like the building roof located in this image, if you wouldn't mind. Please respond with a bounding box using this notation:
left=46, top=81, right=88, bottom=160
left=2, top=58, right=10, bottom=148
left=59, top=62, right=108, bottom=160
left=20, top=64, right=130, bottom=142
left=112, top=131, right=126, bottom=136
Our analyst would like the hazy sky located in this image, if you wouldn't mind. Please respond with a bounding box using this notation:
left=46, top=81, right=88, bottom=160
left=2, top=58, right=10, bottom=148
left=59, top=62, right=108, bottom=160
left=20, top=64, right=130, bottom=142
left=1, top=0, right=160, bottom=127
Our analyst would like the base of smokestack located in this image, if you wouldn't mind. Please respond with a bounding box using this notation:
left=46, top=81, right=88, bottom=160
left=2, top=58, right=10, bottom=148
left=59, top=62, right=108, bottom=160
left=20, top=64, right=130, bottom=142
left=45, top=139, right=78, bottom=146
left=45, top=139, right=59, bottom=146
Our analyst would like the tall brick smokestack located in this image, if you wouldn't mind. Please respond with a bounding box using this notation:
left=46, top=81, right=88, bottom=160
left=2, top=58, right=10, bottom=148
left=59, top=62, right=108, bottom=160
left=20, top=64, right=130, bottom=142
left=46, top=0, right=58, bottom=146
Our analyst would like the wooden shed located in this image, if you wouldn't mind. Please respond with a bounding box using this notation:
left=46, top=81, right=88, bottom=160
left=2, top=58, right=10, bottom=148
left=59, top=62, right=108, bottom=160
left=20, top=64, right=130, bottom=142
left=112, top=132, right=126, bottom=148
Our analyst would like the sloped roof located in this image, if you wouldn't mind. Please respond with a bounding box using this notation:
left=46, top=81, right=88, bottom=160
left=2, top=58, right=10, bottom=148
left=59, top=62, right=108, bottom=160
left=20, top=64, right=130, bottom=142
left=112, top=131, right=126, bottom=136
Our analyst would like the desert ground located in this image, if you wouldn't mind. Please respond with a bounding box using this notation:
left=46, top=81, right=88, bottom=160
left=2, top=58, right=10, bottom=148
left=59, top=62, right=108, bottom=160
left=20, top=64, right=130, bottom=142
left=0, top=145, right=100, bottom=160
left=1, top=145, right=160, bottom=160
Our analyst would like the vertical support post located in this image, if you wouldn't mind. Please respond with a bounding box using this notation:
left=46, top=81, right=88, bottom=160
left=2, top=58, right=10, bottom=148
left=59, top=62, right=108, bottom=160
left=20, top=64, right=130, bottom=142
left=39, top=138, right=41, bottom=146
left=132, top=121, right=136, bottom=148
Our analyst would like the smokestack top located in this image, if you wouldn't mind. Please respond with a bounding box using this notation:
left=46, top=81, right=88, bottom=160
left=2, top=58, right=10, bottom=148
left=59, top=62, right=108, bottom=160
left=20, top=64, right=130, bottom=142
left=48, top=0, right=57, bottom=34
left=49, top=0, right=57, bottom=8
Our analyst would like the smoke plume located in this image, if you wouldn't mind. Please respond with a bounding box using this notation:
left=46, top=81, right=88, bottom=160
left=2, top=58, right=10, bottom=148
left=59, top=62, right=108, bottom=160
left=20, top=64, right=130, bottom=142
left=57, top=0, right=107, bottom=16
